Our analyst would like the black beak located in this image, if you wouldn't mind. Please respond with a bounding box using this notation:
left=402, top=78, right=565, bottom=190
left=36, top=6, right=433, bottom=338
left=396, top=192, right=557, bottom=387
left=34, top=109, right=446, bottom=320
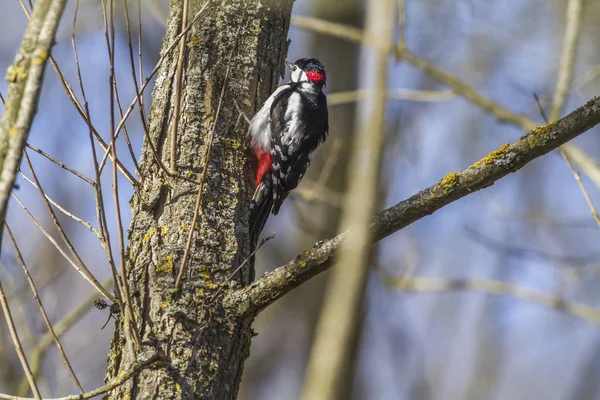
left=285, top=61, right=294, bottom=71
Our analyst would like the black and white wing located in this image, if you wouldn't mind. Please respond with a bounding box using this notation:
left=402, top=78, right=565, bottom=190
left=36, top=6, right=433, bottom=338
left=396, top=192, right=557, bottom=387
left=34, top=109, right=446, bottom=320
left=269, top=85, right=329, bottom=214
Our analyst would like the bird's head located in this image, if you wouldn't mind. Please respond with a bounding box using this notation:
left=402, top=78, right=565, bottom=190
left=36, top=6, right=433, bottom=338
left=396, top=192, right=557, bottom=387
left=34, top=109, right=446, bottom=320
left=287, top=58, right=326, bottom=85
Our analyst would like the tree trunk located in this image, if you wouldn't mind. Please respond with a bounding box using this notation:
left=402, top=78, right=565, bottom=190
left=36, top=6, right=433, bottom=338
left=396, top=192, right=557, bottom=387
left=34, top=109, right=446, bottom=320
left=104, top=1, right=293, bottom=398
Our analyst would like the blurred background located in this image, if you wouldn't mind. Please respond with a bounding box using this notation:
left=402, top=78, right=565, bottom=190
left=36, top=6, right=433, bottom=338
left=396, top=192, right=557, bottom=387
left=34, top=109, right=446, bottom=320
left=2, top=0, right=600, bottom=399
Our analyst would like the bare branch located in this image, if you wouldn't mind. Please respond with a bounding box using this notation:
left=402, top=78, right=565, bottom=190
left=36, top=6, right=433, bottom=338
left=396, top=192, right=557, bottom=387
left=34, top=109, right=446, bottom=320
left=0, top=0, right=67, bottom=251
left=0, top=279, right=41, bottom=399
left=327, top=88, right=454, bottom=106
left=226, top=96, right=600, bottom=315
left=23, top=150, right=113, bottom=301
left=18, top=278, right=113, bottom=395
left=397, top=0, right=405, bottom=50
left=71, top=0, right=122, bottom=311
left=169, top=0, right=191, bottom=173
left=290, top=15, right=600, bottom=190
left=0, top=354, right=161, bottom=400
left=16, top=1, right=138, bottom=186
left=5, top=223, right=84, bottom=394
left=379, top=273, right=600, bottom=326
left=137, top=0, right=144, bottom=100
left=547, top=0, right=599, bottom=230
left=465, top=226, right=600, bottom=266
left=561, top=153, right=600, bottom=228
left=122, top=0, right=146, bottom=171
left=11, top=193, right=116, bottom=302
left=18, top=172, right=99, bottom=241
left=301, top=1, right=395, bottom=397
left=549, top=0, right=582, bottom=121
left=25, top=144, right=94, bottom=186
left=101, top=0, right=141, bottom=353
left=97, top=2, right=210, bottom=179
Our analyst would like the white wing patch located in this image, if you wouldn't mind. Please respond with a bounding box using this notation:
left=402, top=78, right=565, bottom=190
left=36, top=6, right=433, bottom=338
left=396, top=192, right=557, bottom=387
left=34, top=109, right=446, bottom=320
left=248, top=85, right=290, bottom=153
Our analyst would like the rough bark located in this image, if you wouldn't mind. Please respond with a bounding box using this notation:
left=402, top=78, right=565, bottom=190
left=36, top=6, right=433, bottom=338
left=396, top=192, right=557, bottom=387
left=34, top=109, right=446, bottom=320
left=104, top=1, right=293, bottom=398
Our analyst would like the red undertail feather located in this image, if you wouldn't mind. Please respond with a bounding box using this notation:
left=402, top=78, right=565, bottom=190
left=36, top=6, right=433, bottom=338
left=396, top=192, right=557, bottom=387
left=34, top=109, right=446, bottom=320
left=255, top=151, right=272, bottom=185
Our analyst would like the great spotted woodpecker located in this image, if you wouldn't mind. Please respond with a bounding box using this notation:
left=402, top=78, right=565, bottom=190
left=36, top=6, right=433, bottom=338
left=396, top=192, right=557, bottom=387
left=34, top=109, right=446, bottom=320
left=248, top=58, right=329, bottom=243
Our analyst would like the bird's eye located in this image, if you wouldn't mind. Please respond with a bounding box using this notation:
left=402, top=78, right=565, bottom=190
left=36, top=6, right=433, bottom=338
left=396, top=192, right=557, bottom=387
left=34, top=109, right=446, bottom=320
left=292, top=65, right=297, bottom=71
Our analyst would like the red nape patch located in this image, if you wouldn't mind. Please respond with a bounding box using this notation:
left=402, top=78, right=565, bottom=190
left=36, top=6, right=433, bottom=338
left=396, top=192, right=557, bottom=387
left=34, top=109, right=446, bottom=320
left=255, top=152, right=272, bottom=185
left=306, top=71, right=326, bottom=83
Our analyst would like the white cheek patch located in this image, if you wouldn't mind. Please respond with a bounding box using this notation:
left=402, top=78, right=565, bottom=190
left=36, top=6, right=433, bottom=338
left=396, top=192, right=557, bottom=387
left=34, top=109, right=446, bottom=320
left=291, top=68, right=310, bottom=83
left=291, top=68, right=301, bottom=82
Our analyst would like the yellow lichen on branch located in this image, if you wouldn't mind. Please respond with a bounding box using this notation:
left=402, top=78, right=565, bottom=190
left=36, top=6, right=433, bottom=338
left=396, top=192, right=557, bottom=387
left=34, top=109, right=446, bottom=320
left=439, top=172, right=459, bottom=190
left=471, top=143, right=510, bottom=168
left=527, top=120, right=559, bottom=149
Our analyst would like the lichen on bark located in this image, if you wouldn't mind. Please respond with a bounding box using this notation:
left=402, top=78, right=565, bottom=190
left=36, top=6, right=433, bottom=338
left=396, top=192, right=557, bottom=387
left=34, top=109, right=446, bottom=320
left=104, top=1, right=294, bottom=398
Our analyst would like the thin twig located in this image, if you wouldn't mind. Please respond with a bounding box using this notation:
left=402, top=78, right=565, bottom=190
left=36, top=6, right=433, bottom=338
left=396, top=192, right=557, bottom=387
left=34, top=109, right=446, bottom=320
left=466, top=225, right=600, bottom=266
left=290, top=15, right=600, bottom=190
left=137, top=0, right=144, bottom=100
left=397, top=0, right=405, bottom=50
left=0, top=279, right=41, bottom=399
left=24, top=151, right=111, bottom=301
left=122, top=0, right=146, bottom=171
left=313, top=138, right=341, bottom=191
left=18, top=172, right=98, bottom=235
left=326, top=88, right=454, bottom=106
left=111, top=75, right=141, bottom=175
left=533, top=94, right=600, bottom=231
left=71, top=0, right=123, bottom=309
left=23, top=151, right=115, bottom=299
left=292, top=183, right=344, bottom=207
left=545, top=0, right=600, bottom=230
left=122, top=0, right=187, bottom=185
left=300, top=1, right=394, bottom=397
left=16, top=0, right=31, bottom=18
left=5, top=223, right=84, bottom=394
left=561, top=153, right=600, bottom=228
left=97, top=2, right=210, bottom=179
left=0, top=0, right=68, bottom=251
left=103, top=0, right=141, bottom=353
left=0, top=354, right=161, bottom=400
left=18, top=278, right=113, bottom=395
left=169, top=0, right=191, bottom=173
left=11, top=193, right=115, bottom=302
left=226, top=97, right=600, bottom=315
left=24, top=144, right=94, bottom=185
left=574, top=64, right=600, bottom=89
left=549, top=0, right=582, bottom=121
left=379, top=272, right=600, bottom=326
left=17, top=0, right=138, bottom=186
left=175, top=27, right=240, bottom=288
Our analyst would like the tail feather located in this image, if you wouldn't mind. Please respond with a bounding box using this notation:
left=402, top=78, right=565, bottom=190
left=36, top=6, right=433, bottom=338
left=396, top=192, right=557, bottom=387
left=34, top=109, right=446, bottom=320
left=250, top=177, right=273, bottom=247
